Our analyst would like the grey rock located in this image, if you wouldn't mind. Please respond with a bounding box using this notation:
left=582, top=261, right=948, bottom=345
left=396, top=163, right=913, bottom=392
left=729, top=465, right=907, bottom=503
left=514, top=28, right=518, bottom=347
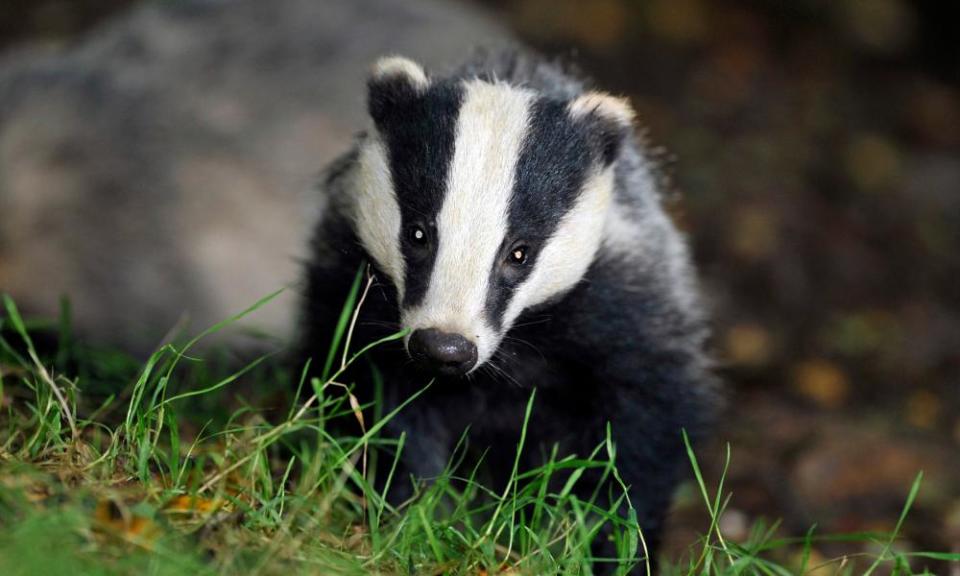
left=0, top=0, right=510, bottom=354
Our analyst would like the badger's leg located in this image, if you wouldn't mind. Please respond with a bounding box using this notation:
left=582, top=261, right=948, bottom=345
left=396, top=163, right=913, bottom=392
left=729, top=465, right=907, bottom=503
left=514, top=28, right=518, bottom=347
left=576, top=350, right=712, bottom=575
left=542, top=345, right=711, bottom=570
left=376, top=398, right=455, bottom=504
left=531, top=257, right=714, bottom=573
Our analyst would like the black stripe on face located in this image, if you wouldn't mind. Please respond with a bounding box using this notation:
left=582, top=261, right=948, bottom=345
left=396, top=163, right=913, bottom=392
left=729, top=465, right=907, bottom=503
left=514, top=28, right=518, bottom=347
left=373, top=82, right=463, bottom=307
left=484, top=98, right=599, bottom=329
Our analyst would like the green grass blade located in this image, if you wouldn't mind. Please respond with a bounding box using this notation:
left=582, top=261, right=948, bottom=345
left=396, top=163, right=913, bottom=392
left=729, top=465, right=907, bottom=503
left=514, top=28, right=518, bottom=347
left=863, top=471, right=923, bottom=576
left=321, top=264, right=365, bottom=380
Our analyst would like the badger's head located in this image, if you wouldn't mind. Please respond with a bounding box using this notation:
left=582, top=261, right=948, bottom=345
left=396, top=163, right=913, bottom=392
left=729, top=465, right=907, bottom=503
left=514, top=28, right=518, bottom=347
left=350, top=56, right=634, bottom=377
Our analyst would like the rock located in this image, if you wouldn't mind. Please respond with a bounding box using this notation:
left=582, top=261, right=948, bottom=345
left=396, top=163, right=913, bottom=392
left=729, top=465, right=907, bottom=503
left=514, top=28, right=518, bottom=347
left=0, top=0, right=510, bottom=355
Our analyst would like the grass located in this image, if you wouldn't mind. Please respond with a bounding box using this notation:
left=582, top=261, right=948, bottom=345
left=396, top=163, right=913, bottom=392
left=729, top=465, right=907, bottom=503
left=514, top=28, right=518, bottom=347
left=0, top=287, right=957, bottom=575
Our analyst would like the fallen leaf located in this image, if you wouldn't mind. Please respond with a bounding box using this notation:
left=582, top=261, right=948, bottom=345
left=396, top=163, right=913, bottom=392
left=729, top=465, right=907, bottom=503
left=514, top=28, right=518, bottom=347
left=25, top=483, right=50, bottom=503
left=845, top=132, right=901, bottom=192
left=94, top=499, right=159, bottom=546
left=725, top=322, right=772, bottom=366
left=164, top=494, right=224, bottom=514
left=730, top=205, right=779, bottom=261
left=905, top=389, right=940, bottom=429
left=792, top=359, right=850, bottom=409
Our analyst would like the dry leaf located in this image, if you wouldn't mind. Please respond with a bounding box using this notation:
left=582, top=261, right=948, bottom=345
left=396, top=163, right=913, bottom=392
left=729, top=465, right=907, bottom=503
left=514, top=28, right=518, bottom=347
left=845, top=133, right=901, bottom=192
left=164, top=494, right=224, bottom=514
left=725, top=323, right=772, bottom=366
left=905, top=389, right=940, bottom=429
left=792, top=359, right=850, bottom=409
left=94, top=499, right=159, bottom=546
left=348, top=392, right=365, bottom=430
left=730, top=205, right=779, bottom=261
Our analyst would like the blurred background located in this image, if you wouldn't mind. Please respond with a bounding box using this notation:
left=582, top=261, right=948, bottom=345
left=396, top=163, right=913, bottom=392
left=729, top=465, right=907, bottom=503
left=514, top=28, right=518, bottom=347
left=1, top=0, right=957, bottom=567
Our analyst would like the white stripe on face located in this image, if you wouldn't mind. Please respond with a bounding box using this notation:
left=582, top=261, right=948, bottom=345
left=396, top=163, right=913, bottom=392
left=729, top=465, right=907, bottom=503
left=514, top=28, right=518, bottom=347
left=503, top=167, right=615, bottom=328
left=353, top=138, right=405, bottom=296
left=402, top=80, right=535, bottom=365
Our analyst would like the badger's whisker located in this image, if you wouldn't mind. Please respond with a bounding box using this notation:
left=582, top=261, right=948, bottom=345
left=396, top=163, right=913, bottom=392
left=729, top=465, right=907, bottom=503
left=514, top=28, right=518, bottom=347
left=509, top=315, right=553, bottom=329
left=501, top=335, right=546, bottom=361
left=484, top=354, right=522, bottom=389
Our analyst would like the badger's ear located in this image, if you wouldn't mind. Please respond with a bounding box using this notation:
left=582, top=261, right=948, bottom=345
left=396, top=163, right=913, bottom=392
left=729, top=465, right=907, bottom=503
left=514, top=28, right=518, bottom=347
left=368, top=56, right=430, bottom=125
left=568, top=92, right=635, bottom=166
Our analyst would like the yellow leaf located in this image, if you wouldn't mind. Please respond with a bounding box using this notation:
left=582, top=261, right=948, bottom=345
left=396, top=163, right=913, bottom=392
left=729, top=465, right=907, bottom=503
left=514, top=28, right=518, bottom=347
left=348, top=392, right=365, bottom=430
left=792, top=359, right=850, bottom=409
left=905, top=390, right=940, bottom=429
left=725, top=323, right=772, bottom=366
left=845, top=133, right=901, bottom=192
left=164, top=494, right=224, bottom=514
left=93, top=500, right=158, bottom=546
left=730, top=205, right=779, bottom=261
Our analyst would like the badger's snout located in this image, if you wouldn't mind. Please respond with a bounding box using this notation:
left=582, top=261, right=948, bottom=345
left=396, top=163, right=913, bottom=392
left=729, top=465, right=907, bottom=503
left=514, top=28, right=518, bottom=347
left=408, top=328, right=478, bottom=377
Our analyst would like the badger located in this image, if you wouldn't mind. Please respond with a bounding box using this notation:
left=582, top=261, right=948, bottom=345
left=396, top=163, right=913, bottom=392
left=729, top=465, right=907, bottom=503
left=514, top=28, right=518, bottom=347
left=300, top=51, right=717, bottom=571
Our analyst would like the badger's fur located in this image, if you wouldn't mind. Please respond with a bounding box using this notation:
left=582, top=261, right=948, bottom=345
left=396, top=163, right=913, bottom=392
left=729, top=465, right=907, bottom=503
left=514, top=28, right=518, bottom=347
left=301, top=51, right=717, bottom=571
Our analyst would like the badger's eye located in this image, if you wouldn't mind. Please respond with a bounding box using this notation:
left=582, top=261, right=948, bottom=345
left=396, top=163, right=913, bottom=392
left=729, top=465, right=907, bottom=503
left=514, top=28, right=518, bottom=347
left=408, top=225, right=428, bottom=246
left=508, top=246, right=528, bottom=265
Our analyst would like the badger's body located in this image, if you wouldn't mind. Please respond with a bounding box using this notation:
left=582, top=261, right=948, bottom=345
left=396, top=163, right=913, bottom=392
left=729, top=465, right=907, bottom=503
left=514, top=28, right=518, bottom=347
left=301, top=51, right=717, bottom=570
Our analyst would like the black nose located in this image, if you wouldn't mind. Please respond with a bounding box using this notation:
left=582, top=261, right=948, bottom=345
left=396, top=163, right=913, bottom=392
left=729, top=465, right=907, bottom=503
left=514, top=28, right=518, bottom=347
left=408, top=329, right=478, bottom=377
